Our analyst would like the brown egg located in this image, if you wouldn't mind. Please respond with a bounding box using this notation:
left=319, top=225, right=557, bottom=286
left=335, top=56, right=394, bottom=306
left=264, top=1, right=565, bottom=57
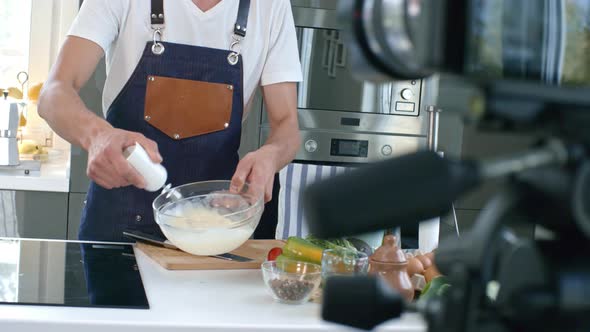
left=424, top=265, right=442, bottom=283
left=406, top=257, right=425, bottom=277
left=415, top=255, right=433, bottom=270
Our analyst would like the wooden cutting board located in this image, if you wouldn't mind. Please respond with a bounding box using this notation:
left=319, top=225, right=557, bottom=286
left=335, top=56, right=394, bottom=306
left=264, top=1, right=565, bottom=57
left=136, top=240, right=285, bottom=270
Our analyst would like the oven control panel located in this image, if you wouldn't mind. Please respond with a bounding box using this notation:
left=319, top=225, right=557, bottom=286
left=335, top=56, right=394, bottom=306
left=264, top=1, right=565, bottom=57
left=330, top=139, right=369, bottom=158
left=262, top=128, right=428, bottom=164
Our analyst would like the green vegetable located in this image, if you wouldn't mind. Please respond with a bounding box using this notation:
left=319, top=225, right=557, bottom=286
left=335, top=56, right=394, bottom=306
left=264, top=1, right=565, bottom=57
left=346, top=238, right=374, bottom=256
left=436, top=283, right=451, bottom=296
left=333, top=238, right=358, bottom=252
left=419, top=276, right=450, bottom=302
left=282, top=237, right=324, bottom=264
left=305, top=235, right=358, bottom=253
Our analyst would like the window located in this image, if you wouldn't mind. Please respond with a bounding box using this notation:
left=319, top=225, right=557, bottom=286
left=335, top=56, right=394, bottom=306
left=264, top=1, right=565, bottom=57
left=0, top=0, right=32, bottom=90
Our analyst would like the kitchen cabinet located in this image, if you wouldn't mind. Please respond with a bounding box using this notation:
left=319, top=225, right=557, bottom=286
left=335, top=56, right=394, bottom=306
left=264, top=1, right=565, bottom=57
left=14, top=191, right=68, bottom=239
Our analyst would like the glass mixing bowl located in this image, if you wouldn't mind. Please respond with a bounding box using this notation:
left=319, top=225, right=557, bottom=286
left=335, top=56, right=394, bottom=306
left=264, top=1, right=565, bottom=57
left=152, top=180, right=264, bottom=256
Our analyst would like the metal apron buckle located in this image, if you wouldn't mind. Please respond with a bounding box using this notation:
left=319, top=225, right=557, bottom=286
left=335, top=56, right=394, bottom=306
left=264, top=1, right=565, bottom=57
left=228, top=35, right=242, bottom=66
left=152, top=28, right=165, bottom=55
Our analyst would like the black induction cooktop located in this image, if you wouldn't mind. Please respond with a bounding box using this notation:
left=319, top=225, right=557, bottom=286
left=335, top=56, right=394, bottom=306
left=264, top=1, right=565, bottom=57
left=0, top=238, right=149, bottom=309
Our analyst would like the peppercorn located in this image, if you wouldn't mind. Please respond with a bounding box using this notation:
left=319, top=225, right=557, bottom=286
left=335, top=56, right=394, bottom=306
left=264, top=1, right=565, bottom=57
left=269, top=278, right=315, bottom=302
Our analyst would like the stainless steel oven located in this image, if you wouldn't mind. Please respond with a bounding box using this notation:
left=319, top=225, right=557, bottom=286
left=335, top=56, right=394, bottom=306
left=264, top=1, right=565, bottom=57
left=259, top=0, right=432, bottom=164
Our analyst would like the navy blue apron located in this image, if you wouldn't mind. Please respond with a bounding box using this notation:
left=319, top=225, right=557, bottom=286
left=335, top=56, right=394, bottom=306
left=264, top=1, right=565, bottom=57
left=79, top=0, right=253, bottom=242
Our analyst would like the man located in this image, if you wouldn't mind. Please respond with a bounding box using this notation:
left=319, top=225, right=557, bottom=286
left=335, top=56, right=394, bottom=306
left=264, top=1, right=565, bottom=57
left=38, top=0, right=301, bottom=242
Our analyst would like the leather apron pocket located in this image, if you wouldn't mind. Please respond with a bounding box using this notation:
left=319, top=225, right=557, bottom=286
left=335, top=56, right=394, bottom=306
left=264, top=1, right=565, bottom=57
left=144, top=75, right=234, bottom=140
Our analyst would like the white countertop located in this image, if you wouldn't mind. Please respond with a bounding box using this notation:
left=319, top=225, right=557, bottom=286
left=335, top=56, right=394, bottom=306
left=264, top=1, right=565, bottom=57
left=0, top=245, right=427, bottom=332
left=0, top=154, right=70, bottom=192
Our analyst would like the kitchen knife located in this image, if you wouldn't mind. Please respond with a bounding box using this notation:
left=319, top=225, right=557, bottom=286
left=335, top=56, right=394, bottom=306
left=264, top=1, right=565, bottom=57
left=123, top=231, right=178, bottom=249
left=122, top=230, right=253, bottom=262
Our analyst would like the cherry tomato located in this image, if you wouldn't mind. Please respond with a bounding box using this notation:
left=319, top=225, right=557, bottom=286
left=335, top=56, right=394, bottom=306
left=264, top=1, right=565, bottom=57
left=267, top=247, right=283, bottom=261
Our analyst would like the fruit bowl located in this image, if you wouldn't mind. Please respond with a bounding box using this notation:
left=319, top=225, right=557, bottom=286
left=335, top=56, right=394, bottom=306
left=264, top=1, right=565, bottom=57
left=152, top=180, right=264, bottom=256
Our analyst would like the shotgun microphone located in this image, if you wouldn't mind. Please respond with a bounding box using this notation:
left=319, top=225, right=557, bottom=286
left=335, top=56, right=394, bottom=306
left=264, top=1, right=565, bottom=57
left=304, top=151, right=480, bottom=238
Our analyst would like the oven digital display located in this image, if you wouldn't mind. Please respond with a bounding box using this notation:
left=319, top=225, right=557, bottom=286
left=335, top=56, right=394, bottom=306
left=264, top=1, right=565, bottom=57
left=330, top=139, right=369, bottom=158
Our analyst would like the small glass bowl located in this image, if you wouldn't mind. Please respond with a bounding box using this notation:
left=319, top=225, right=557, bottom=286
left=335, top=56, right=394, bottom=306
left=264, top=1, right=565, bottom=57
left=321, top=248, right=369, bottom=280
left=261, top=260, right=322, bottom=305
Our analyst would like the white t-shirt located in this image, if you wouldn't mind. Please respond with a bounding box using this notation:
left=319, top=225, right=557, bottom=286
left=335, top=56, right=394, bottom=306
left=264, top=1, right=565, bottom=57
left=68, top=0, right=303, bottom=117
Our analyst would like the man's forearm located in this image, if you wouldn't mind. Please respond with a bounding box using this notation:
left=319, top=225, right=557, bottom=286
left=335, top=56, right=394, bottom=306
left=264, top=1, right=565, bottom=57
left=258, top=82, right=300, bottom=172
left=38, top=81, right=111, bottom=151
left=260, top=115, right=300, bottom=172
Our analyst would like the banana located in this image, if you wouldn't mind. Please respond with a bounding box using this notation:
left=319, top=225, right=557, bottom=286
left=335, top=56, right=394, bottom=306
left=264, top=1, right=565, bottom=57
left=6, top=87, right=23, bottom=100
left=28, top=82, right=43, bottom=101
left=18, top=140, right=41, bottom=154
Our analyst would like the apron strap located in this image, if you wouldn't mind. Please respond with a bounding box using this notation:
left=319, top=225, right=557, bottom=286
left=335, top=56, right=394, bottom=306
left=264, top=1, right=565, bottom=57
left=228, top=0, right=251, bottom=64
left=149, top=0, right=250, bottom=59
left=234, top=0, right=251, bottom=37
left=151, top=0, right=165, bottom=27
left=150, top=0, right=166, bottom=55
left=150, top=0, right=250, bottom=36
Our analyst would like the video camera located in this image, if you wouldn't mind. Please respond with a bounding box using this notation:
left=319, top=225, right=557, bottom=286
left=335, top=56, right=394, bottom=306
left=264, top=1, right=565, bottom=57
left=305, top=1, right=590, bottom=331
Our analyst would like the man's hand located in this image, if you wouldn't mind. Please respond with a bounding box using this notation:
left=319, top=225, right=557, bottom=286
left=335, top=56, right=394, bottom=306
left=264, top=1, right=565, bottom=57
left=87, top=128, right=162, bottom=190
left=230, top=82, right=300, bottom=203
left=230, top=147, right=279, bottom=203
